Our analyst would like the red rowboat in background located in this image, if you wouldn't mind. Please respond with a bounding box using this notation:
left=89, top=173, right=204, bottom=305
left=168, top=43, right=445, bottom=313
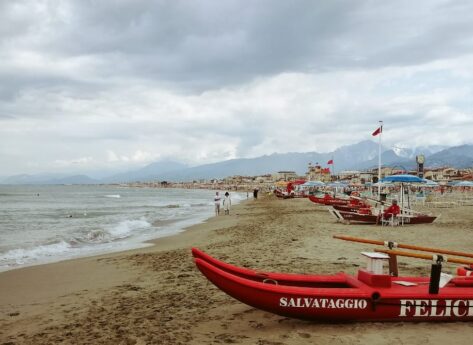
left=308, top=195, right=350, bottom=206
left=333, top=204, right=371, bottom=213
left=193, top=248, right=473, bottom=322
left=334, top=210, right=437, bottom=225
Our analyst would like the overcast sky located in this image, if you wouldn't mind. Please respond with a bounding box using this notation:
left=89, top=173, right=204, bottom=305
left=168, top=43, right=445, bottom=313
left=1, top=0, right=473, bottom=176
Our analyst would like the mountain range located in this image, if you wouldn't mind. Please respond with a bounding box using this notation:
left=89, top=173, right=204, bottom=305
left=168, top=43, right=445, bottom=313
left=2, top=140, right=473, bottom=184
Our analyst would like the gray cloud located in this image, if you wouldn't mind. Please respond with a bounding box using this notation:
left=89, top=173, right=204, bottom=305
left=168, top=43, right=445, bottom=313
left=4, top=1, right=473, bottom=91
left=1, top=1, right=473, bottom=175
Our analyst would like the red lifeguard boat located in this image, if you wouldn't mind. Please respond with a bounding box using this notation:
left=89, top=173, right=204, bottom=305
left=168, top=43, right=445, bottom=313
left=193, top=248, right=473, bottom=322
left=308, top=195, right=350, bottom=206
left=333, top=209, right=436, bottom=225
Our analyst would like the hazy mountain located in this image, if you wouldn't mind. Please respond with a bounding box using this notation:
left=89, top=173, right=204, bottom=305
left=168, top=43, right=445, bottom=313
left=105, top=160, right=189, bottom=183
left=426, top=145, right=473, bottom=168
left=329, top=140, right=387, bottom=171
left=3, top=141, right=473, bottom=184
left=392, top=145, right=448, bottom=159
left=47, top=175, right=100, bottom=185
left=2, top=174, right=99, bottom=185
left=355, top=150, right=412, bottom=170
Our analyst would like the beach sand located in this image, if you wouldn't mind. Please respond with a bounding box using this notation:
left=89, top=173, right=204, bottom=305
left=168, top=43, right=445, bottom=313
left=1, top=195, right=473, bottom=344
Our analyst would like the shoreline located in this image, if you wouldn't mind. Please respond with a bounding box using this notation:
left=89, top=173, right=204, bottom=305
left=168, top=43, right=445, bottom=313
left=0, top=198, right=246, bottom=321
left=2, top=195, right=473, bottom=344
left=0, top=188, right=248, bottom=273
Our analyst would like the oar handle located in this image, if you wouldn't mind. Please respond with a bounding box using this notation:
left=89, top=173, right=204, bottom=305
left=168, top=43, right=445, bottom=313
left=333, top=235, right=473, bottom=259
left=375, top=249, right=473, bottom=266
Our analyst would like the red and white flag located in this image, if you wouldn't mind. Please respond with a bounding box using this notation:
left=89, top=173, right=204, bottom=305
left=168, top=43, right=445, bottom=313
left=372, top=126, right=382, bottom=136
left=327, top=159, right=333, bottom=165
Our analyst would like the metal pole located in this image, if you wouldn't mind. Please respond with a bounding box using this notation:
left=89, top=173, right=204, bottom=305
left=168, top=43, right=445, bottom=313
left=332, top=156, right=335, bottom=178
left=378, top=121, right=383, bottom=200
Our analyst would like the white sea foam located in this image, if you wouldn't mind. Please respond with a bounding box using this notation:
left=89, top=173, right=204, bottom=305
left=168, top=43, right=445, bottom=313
left=105, top=194, right=121, bottom=198
left=0, top=186, right=247, bottom=272
left=107, top=219, right=151, bottom=238
left=0, top=241, right=72, bottom=266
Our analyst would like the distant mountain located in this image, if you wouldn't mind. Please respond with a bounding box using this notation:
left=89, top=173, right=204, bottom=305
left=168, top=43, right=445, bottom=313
left=355, top=150, right=412, bottom=170
left=393, top=145, right=448, bottom=159
left=3, top=142, right=473, bottom=184
left=426, top=145, right=473, bottom=168
left=105, top=160, right=189, bottom=183
left=2, top=174, right=99, bottom=185
left=47, top=175, right=100, bottom=185
left=108, top=140, right=387, bottom=182
left=330, top=140, right=386, bottom=171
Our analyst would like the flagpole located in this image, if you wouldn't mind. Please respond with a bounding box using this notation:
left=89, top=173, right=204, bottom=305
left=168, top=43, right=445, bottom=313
left=377, top=120, right=383, bottom=200
left=332, top=155, right=335, bottom=179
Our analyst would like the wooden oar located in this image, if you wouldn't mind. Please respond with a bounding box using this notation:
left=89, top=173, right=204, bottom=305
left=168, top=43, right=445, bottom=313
left=375, top=249, right=473, bottom=266
left=333, top=235, right=473, bottom=259
left=352, top=195, right=428, bottom=216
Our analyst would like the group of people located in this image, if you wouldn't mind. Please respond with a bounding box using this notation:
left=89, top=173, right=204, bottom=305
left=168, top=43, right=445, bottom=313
left=214, top=191, right=231, bottom=216
left=214, top=188, right=260, bottom=216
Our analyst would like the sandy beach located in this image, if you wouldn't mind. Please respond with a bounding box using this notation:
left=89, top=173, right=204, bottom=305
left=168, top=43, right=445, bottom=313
left=1, top=194, right=473, bottom=344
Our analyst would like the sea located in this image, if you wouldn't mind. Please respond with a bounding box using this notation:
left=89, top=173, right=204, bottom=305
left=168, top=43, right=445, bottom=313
left=0, top=185, right=244, bottom=272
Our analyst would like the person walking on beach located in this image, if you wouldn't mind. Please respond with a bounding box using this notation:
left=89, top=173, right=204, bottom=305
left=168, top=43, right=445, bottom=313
left=214, top=192, right=221, bottom=216
left=223, top=192, right=231, bottom=215
left=253, top=188, right=259, bottom=199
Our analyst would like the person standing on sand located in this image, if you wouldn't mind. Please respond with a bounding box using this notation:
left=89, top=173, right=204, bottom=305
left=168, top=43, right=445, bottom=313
left=223, top=192, right=231, bottom=215
left=214, top=192, right=221, bottom=216
left=253, top=188, right=259, bottom=199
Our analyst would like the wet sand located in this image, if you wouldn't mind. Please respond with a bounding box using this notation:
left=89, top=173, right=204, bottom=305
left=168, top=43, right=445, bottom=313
left=1, top=195, right=473, bottom=344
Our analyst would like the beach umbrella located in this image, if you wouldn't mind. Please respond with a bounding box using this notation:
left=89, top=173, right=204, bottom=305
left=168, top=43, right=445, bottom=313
left=372, top=181, right=394, bottom=187
left=420, top=178, right=438, bottom=187
left=453, top=181, right=473, bottom=187
left=380, top=175, right=425, bottom=222
left=326, top=181, right=348, bottom=188
left=301, top=181, right=325, bottom=187
left=381, top=174, right=425, bottom=183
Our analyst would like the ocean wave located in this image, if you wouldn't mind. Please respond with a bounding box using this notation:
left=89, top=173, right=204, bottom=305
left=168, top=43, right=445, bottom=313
left=190, top=202, right=209, bottom=207
left=0, top=241, right=72, bottom=266
left=0, top=218, right=152, bottom=267
left=104, top=194, right=121, bottom=198
left=107, top=218, right=151, bottom=238
left=164, top=204, right=180, bottom=208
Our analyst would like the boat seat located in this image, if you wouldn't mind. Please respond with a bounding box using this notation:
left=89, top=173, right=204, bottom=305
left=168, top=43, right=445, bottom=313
left=357, top=269, right=392, bottom=288
left=361, top=252, right=390, bottom=273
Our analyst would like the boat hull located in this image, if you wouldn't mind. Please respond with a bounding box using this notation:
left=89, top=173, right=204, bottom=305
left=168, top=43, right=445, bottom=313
left=309, top=195, right=350, bottom=206
left=336, top=211, right=436, bottom=225
left=193, top=249, right=473, bottom=322
left=333, top=204, right=369, bottom=213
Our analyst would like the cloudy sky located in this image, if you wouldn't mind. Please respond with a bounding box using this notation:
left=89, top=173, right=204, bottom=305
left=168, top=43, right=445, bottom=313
left=1, top=0, right=473, bottom=177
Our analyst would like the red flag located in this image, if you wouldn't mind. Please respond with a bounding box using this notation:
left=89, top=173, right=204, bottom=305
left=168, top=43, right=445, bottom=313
left=372, top=126, right=382, bottom=136
left=327, top=159, right=333, bottom=165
